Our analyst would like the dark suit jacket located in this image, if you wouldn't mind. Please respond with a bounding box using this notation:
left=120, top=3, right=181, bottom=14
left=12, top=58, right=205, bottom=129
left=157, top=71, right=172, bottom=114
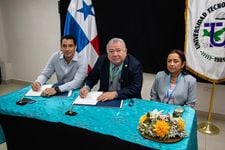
left=85, top=54, right=143, bottom=100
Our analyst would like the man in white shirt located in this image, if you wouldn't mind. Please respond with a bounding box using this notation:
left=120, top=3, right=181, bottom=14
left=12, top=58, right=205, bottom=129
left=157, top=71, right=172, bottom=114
left=31, top=35, right=88, bottom=96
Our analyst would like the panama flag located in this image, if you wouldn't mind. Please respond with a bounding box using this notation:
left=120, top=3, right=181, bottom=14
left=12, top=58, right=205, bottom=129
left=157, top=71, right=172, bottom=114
left=185, top=0, right=225, bottom=83
left=64, top=0, right=100, bottom=73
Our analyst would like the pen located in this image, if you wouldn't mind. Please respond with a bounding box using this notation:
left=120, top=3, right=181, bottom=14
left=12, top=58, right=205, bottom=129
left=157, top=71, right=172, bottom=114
left=83, top=83, right=90, bottom=91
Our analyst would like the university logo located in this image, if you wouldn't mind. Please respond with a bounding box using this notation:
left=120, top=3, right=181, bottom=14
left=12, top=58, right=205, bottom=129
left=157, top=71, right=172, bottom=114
left=192, top=2, right=225, bottom=63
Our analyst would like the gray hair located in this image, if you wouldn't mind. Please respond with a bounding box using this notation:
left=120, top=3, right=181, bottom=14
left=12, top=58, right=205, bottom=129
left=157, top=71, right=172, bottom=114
left=106, top=37, right=127, bottom=50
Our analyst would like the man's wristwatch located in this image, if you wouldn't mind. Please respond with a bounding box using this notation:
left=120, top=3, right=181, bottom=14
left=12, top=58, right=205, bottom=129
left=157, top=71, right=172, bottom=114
left=54, top=86, right=61, bottom=94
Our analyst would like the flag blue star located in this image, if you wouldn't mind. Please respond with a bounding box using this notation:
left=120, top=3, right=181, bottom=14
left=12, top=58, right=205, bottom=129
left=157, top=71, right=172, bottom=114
left=77, top=1, right=94, bottom=20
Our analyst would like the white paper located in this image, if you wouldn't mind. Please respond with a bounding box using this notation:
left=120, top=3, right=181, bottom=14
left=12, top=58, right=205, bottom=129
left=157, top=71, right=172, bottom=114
left=73, top=91, right=103, bottom=105
left=25, top=84, right=53, bottom=96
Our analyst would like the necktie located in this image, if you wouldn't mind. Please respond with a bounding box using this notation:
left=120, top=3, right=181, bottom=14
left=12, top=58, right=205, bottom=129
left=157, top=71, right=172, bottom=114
left=111, top=66, right=119, bottom=81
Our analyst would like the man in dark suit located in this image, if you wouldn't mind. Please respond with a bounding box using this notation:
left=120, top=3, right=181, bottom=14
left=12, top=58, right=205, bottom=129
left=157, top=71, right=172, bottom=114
left=79, top=37, right=143, bottom=101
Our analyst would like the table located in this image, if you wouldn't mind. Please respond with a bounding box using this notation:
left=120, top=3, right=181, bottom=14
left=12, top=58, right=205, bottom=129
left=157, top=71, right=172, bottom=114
left=0, top=86, right=198, bottom=150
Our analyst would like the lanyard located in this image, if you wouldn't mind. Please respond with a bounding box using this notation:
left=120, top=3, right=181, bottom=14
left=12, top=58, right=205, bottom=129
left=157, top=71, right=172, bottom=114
left=165, top=73, right=182, bottom=104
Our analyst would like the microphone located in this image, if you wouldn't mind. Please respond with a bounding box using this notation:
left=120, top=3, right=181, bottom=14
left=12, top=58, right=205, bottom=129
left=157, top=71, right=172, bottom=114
left=65, top=104, right=77, bottom=116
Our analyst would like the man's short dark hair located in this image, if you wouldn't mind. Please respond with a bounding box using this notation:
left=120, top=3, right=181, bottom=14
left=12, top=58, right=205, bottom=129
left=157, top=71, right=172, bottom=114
left=61, top=35, right=77, bottom=45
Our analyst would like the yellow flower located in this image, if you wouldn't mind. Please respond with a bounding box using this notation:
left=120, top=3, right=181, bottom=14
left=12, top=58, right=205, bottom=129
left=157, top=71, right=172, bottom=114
left=153, top=120, right=170, bottom=138
left=138, top=110, right=187, bottom=140
left=139, top=114, right=147, bottom=124
left=177, top=118, right=185, bottom=131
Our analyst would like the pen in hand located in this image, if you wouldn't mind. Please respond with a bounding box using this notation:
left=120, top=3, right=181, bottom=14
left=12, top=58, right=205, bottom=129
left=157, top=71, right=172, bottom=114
left=80, top=84, right=89, bottom=98
left=31, top=81, right=41, bottom=91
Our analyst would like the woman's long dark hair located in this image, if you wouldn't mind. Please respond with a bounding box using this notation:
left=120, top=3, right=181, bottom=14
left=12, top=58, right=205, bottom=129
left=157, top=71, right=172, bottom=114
left=165, top=49, right=188, bottom=75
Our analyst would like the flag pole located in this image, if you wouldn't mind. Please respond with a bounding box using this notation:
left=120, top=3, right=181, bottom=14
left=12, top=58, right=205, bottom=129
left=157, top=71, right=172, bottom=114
left=198, top=81, right=219, bottom=135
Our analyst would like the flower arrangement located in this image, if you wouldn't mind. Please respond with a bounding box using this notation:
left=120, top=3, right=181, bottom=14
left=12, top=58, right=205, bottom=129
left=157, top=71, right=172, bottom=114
left=138, top=109, right=187, bottom=142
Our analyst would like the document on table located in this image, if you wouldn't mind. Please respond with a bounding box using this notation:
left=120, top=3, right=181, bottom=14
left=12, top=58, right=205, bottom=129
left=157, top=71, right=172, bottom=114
left=73, top=91, right=103, bottom=105
left=25, top=84, right=72, bottom=97
left=73, top=91, right=123, bottom=108
left=25, top=84, right=53, bottom=96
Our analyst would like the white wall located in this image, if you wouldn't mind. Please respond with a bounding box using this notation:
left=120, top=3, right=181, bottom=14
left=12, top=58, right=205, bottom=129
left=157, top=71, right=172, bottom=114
left=0, top=0, right=60, bottom=82
left=0, top=0, right=225, bottom=117
left=0, top=1, right=12, bottom=80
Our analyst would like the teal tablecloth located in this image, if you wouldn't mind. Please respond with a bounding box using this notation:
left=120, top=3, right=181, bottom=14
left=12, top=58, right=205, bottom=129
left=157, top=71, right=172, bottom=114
left=0, top=86, right=198, bottom=150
